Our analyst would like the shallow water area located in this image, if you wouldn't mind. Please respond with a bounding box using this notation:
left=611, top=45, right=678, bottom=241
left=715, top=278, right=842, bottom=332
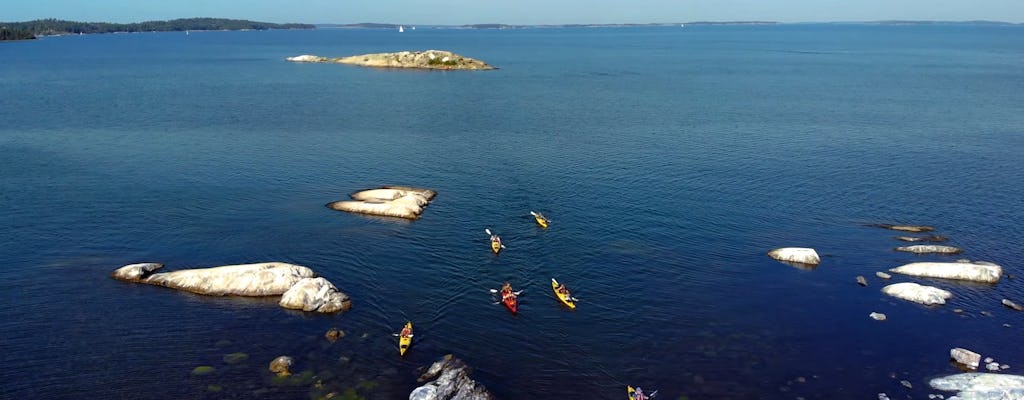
left=1, top=24, right=1023, bottom=399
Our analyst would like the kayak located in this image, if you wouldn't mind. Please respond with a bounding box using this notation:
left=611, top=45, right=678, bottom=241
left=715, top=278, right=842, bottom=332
left=500, top=287, right=518, bottom=314
left=551, top=278, right=575, bottom=309
left=490, top=236, right=502, bottom=254
left=398, top=321, right=413, bottom=356
left=627, top=386, right=645, bottom=400
left=531, top=211, right=549, bottom=228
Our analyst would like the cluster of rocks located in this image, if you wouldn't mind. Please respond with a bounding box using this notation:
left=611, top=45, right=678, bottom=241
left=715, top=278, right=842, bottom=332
left=327, top=186, right=438, bottom=220
left=110, top=262, right=351, bottom=313
left=410, top=354, right=495, bottom=400
left=287, top=50, right=497, bottom=70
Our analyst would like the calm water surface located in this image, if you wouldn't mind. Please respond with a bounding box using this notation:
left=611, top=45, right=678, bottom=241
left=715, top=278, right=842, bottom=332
left=1, top=24, right=1023, bottom=399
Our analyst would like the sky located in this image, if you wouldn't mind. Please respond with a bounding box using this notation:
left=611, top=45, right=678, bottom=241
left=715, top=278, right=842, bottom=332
left=4, top=0, right=1024, bottom=25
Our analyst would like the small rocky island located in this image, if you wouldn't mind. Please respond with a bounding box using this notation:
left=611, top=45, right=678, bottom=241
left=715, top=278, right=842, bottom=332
left=287, top=50, right=496, bottom=70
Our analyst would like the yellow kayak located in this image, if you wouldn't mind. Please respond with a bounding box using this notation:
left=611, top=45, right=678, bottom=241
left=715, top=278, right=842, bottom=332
left=628, top=386, right=637, bottom=400
left=531, top=211, right=549, bottom=228
left=551, top=278, right=575, bottom=309
left=490, top=234, right=503, bottom=254
left=398, top=321, right=413, bottom=356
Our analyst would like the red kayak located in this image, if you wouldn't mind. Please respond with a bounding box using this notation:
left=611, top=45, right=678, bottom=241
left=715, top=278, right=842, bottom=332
left=500, top=286, right=518, bottom=314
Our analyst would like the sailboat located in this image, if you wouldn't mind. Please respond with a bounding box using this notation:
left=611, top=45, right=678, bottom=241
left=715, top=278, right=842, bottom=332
left=398, top=25, right=405, bottom=33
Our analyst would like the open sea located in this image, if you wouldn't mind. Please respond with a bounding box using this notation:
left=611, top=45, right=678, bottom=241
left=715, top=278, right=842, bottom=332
left=1, top=24, right=1023, bottom=400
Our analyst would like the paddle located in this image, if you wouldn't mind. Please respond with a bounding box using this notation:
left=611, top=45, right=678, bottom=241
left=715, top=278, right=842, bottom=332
left=391, top=333, right=414, bottom=337
left=489, top=288, right=525, bottom=296
left=484, top=228, right=506, bottom=249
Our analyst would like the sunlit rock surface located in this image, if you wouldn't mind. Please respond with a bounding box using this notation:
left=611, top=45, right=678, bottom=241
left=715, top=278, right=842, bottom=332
left=288, top=50, right=496, bottom=70
left=929, top=373, right=1024, bottom=400
left=767, top=247, right=820, bottom=266
left=111, top=262, right=350, bottom=313
left=882, top=282, right=953, bottom=305
left=894, top=245, right=963, bottom=254
left=410, top=354, right=494, bottom=400
left=327, top=186, right=437, bottom=220
left=279, top=277, right=351, bottom=313
left=889, top=262, right=1002, bottom=283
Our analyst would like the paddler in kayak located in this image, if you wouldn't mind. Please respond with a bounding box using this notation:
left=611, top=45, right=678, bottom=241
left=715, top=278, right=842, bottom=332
left=555, top=282, right=570, bottom=296
left=490, top=234, right=503, bottom=254
left=400, top=324, right=412, bottom=338
left=500, top=283, right=515, bottom=300
left=628, top=386, right=657, bottom=400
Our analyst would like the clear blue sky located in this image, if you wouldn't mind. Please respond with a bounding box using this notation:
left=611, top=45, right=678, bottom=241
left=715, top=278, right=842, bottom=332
left=5, top=0, right=1023, bottom=24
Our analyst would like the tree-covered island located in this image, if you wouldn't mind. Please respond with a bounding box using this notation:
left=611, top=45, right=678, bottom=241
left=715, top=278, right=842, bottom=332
left=0, top=18, right=313, bottom=40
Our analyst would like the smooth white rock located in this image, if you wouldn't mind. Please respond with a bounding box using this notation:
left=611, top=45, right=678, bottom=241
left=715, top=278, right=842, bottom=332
left=767, top=247, right=821, bottom=265
left=895, top=245, right=963, bottom=254
left=138, top=262, right=315, bottom=296
left=951, top=348, right=982, bottom=369
left=882, top=282, right=953, bottom=305
left=279, top=277, right=351, bottom=313
left=110, top=262, right=164, bottom=281
left=869, top=312, right=887, bottom=321
left=929, top=373, right=1024, bottom=400
left=889, top=262, right=1002, bottom=283
left=286, top=55, right=326, bottom=62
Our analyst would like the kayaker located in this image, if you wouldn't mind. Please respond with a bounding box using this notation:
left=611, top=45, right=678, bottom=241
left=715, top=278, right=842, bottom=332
left=400, top=325, right=412, bottom=338
left=501, top=283, right=515, bottom=299
left=490, top=234, right=501, bottom=244
left=556, top=283, right=570, bottom=296
left=631, top=387, right=646, bottom=400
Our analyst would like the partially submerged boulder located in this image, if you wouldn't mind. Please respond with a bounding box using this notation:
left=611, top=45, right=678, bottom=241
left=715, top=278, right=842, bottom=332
left=141, top=262, right=315, bottom=296
left=286, top=54, right=327, bottom=62
left=895, top=245, right=963, bottom=254
left=896, top=235, right=948, bottom=242
left=767, top=247, right=820, bottom=266
left=870, top=223, right=936, bottom=232
left=279, top=277, right=351, bottom=313
left=111, top=262, right=350, bottom=313
left=411, top=354, right=494, bottom=400
left=327, top=186, right=437, bottom=220
left=951, top=348, right=982, bottom=370
left=929, top=373, right=1024, bottom=399
left=269, top=356, right=294, bottom=377
left=110, top=262, right=164, bottom=281
left=882, top=282, right=952, bottom=305
left=889, top=262, right=1002, bottom=283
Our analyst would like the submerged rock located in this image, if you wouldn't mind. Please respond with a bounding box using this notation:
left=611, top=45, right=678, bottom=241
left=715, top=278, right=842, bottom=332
left=869, top=312, right=887, bottom=321
left=411, top=354, right=494, bottom=400
left=767, top=247, right=820, bottom=266
left=1002, top=299, right=1024, bottom=311
left=882, top=282, right=952, bottom=305
left=327, top=186, right=437, bottom=220
left=930, top=373, right=1024, bottom=399
left=876, top=272, right=892, bottom=279
left=889, top=262, right=1002, bottom=283
left=857, top=276, right=868, bottom=286
left=896, top=235, right=948, bottom=242
left=279, top=277, right=351, bottom=313
left=950, top=348, right=982, bottom=370
left=870, top=224, right=936, bottom=232
left=895, top=245, right=963, bottom=254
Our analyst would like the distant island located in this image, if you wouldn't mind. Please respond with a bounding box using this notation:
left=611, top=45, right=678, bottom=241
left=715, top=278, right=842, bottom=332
left=287, top=50, right=496, bottom=70
left=0, top=18, right=314, bottom=40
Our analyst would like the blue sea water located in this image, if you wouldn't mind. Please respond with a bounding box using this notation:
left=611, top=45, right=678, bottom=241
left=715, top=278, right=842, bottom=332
left=1, top=24, right=1023, bottom=399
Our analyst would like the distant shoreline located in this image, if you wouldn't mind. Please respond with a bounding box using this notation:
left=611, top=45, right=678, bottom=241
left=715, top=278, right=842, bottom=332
left=317, top=20, right=1022, bottom=29
left=0, top=18, right=313, bottom=39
